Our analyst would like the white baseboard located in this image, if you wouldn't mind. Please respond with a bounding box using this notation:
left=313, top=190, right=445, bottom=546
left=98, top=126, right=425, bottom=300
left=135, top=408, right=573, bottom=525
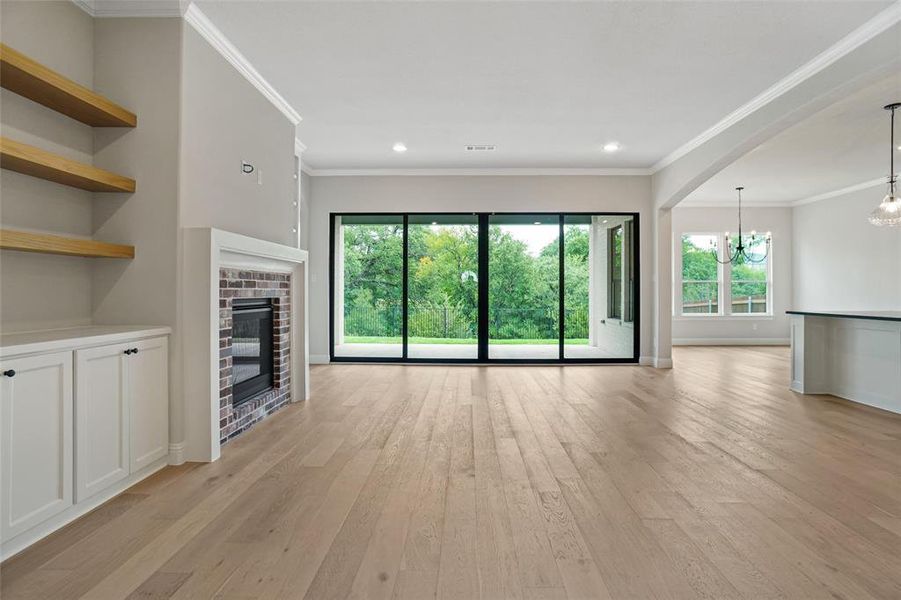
left=639, top=356, right=673, bottom=368
left=310, top=354, right=330, bottom=364
left=673, top=337, right=790, bottom=346
left=168, top=442, right=186, bottom=465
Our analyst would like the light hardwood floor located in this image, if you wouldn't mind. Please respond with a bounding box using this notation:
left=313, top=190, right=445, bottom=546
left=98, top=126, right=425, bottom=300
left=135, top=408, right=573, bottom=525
left=3, top=346, right=901, bottom=599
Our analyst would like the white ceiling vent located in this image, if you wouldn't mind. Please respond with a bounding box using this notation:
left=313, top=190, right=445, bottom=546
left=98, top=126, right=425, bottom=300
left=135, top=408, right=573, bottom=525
left=465, top=144, right=496, bottom=152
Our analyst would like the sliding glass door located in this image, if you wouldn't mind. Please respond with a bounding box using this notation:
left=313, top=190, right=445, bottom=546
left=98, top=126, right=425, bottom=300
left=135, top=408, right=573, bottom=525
left=563, top=215, right=635, bottom=359
left=488, top=215, right=560, bottom=359
left=407, top=215, right=479, bottom=359
left=332, top=215, right=404, bottom=358
left=330, top=212, right=638, bottom=363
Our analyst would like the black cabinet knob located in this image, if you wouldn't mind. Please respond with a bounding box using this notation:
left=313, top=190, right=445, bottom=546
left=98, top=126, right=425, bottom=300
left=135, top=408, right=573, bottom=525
left=132, top=348, right=139, bottom=354
left=2, top=369, right=15, bottom=377
left=124, top=349, right=133, bottom=355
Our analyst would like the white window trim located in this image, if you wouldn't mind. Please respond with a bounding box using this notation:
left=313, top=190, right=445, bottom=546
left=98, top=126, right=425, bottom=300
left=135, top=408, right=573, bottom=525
left=676, top=232, right=723, bottom=317
left=673, top=232, right=773, bottom=319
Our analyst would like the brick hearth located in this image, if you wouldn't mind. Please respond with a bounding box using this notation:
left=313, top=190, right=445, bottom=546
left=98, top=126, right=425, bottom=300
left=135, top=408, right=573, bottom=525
left=219, top=268, right=291, bottom=443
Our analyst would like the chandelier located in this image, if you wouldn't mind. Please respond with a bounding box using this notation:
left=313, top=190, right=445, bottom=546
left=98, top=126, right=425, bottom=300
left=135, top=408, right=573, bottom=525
left=869, top=102, right=901, bottom=227
left=712, top=186, right=771, bottom=265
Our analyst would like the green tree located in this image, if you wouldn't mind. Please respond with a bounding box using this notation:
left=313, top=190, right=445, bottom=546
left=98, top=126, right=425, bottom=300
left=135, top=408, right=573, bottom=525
left=681, top=236, right=718, bottom=304
left=342, top=222, right=598, bottom=341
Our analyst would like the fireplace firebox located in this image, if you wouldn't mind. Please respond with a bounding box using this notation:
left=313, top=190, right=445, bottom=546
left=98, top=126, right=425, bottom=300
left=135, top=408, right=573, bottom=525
left=231, top=298, right=274, bottom=407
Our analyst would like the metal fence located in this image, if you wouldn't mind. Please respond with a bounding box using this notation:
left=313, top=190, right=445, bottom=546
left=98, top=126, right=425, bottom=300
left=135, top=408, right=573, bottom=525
left=682, top=296, right=767, bottom=314
left=344, top=304, right=592, bottom=340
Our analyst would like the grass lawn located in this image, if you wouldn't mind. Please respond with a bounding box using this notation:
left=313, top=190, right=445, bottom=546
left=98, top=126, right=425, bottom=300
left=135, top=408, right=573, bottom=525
left=344, top=336, right=589, bottom=345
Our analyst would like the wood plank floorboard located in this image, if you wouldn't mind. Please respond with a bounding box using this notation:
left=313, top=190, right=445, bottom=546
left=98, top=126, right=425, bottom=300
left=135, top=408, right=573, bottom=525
left=3, top=347, right=901, bottom=599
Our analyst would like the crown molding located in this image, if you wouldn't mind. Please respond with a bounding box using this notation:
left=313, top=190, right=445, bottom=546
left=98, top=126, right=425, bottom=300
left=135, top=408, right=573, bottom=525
left=791, top=176, right=889, bottom=207
left=303, top=167, right=652, bottom=177
left=183, top=4, right=302, bottom=125
left=71, top=0, right=187, bottom=18
left=677, top=199, right=793, bottom=208
left=651, top=1, right=901, bottom=175
left=680, top=176, right=893, bottom=209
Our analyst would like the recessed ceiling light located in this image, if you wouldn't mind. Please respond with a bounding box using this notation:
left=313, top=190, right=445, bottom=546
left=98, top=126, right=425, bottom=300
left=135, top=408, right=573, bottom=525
left=603, top=142, right=620, bottom=152
left=602, top=219, right=609, bottom=224
left=392, top=142, right=407, bottom=153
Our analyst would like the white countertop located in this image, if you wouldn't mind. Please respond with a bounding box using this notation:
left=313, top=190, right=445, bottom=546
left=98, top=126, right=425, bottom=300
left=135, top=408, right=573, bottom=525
left=0, top=325, right=171, bottom=358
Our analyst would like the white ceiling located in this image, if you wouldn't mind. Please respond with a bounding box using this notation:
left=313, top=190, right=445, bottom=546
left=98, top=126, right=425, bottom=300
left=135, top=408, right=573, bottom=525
left=195, top=0, right=892, bottom=170
left=684, top=72, right=901, bottom=205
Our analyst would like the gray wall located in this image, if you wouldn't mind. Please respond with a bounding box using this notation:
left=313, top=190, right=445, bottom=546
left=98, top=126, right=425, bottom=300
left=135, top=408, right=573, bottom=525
left=89, top=18, right=184, bottom=445
left=672, top=206, right=793, bottom=343
left=793, top=187, right=901, bottom=311
left=0, top=1, right=95, bottom=332
left=92, top=18, right=182, bottom=327
left=308, top=174, right=654, bottom=361
left=179, top=25, right=296, bottom=246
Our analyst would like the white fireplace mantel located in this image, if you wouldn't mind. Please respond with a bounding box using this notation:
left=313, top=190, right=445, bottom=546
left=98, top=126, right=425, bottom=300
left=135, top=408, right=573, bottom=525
left=182, top=228, right=309, bottom=462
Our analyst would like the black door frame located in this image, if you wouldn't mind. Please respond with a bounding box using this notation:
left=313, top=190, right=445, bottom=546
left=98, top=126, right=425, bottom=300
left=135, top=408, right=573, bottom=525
left=329, top=211, right=640, bottom=364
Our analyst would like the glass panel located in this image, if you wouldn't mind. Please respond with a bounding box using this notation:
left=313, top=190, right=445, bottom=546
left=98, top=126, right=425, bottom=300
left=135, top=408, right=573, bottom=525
left=232, top=316, right=261, bottom=383
left=564, top=215, right=635, bottom=358
left=488, top=215, right=559, bottom=359
left=730, top=235, right=768, bottom=314
left=407, top=215, right=479, bottom=359
left=682, top=282, right=719, bottom=314
left=682, top=234, right=720, bottom=315
left=334, top=215, right=404, bottom=358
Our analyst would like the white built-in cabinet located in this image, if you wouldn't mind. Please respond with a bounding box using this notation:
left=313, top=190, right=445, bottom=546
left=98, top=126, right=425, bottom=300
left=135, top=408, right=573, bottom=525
left=75, top=343, right=129, bottom=501
left=0, top=327, right=170, bottom=559
left=0, top=351, right=74, bottom=541
left=127, top=337, right=169, bottom=471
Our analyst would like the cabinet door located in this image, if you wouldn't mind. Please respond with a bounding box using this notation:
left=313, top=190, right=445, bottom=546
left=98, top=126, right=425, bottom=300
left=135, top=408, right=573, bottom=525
left=75, top=343, right=130, bottom=501
left=129, top=336, right=169, bottom=471
left=0, top=352, right=73, bottom=540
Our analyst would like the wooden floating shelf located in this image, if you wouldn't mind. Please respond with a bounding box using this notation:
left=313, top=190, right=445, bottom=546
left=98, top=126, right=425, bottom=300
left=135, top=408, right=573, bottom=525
left=0, top=44, right=136, bottom=127
left=0, top=229, right=134, bottom=259
left=0, top=137, right=135, bottom=193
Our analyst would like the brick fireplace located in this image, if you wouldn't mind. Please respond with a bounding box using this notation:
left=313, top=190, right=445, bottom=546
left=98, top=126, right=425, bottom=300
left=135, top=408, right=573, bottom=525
left=182, top=227, right=308, bottom=463
left=218, top=268, right=292, bottom=443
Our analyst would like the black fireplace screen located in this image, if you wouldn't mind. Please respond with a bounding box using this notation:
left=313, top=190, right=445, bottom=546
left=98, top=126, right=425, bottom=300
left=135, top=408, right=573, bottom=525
left=232, top=298, right=274, bottom=406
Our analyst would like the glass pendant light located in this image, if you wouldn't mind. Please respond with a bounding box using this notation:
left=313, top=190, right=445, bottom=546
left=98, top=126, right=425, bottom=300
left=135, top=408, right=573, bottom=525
left=869, top=102, right=901, bottom=227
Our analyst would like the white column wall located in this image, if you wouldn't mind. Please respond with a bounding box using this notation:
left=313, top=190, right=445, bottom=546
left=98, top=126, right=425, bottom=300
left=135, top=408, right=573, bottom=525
left=653, top=208, right=673, bottom=368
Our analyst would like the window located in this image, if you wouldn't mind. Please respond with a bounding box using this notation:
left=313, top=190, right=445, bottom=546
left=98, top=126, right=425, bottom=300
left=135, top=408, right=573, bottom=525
left=677, top=232, right=772, bottom=317
left=681, top=234, right=720, bottom=315
left=608, top=225, right=623, bottom=319
left=331, top=212, right=640, bottom=363
left=729, top=235, right=769, bottom=314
